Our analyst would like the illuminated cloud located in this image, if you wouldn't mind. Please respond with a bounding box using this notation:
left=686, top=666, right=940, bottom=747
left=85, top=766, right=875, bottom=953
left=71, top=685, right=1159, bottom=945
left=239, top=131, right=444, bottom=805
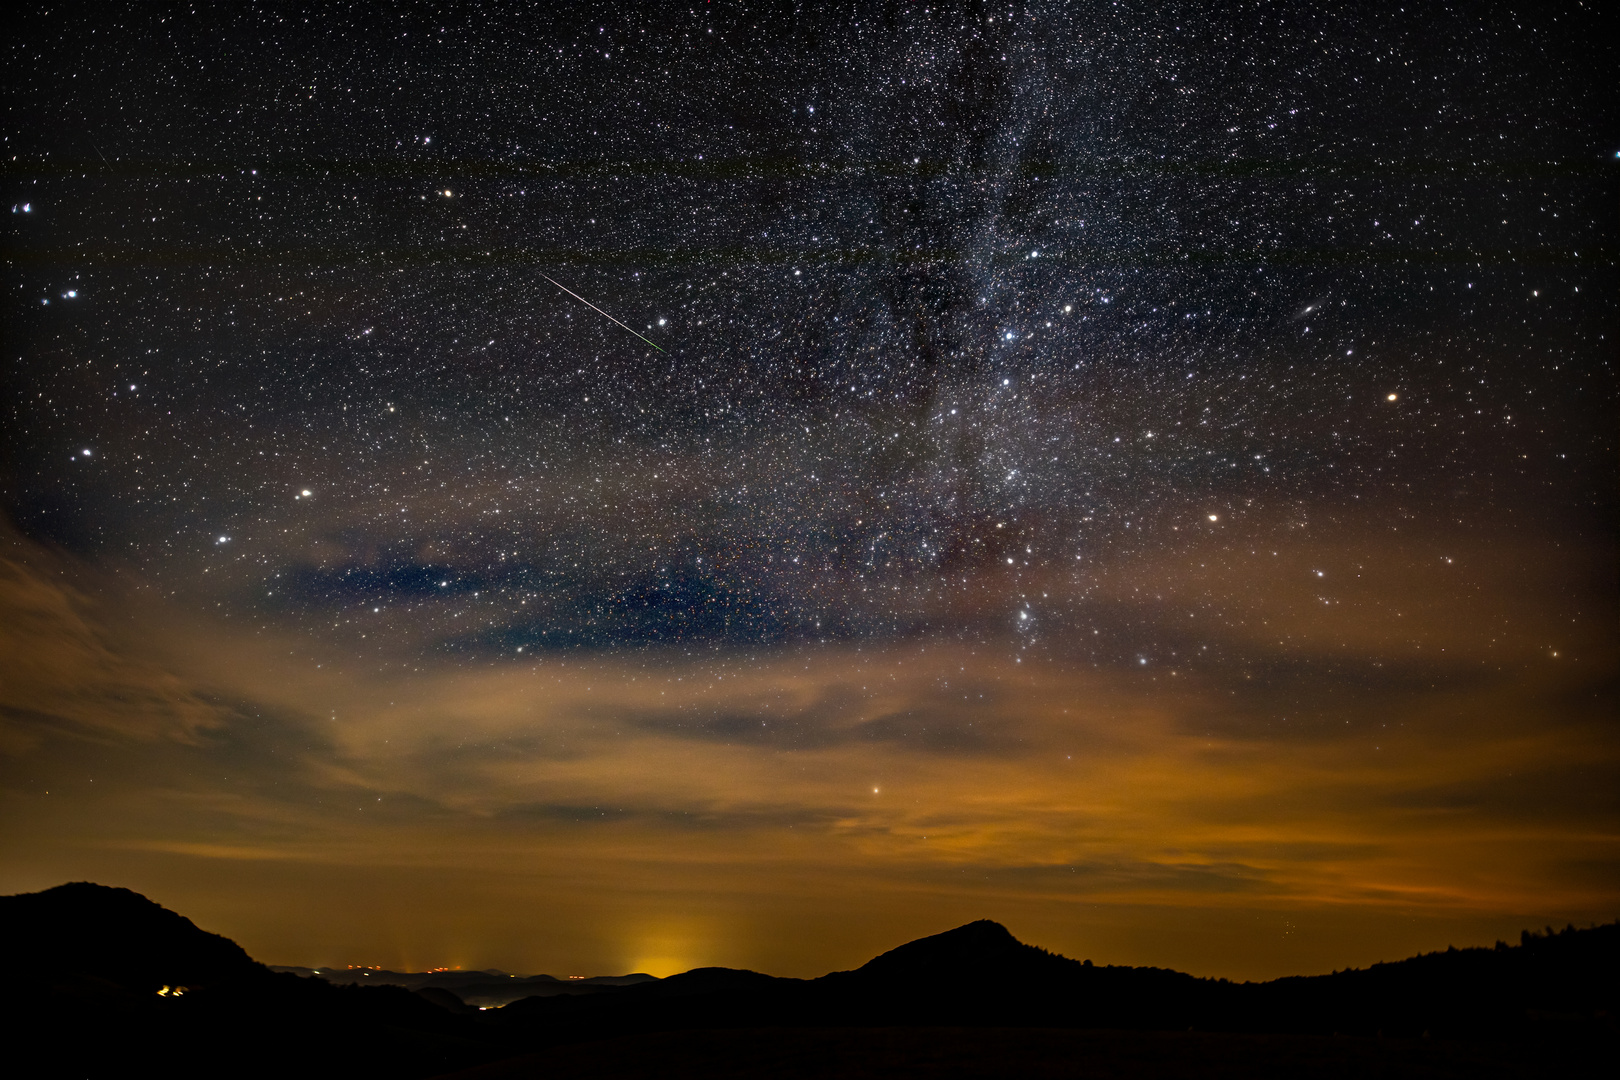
left=0, top=544, right=227, bottom=751
left=1, top=516, right=1612, bottom=980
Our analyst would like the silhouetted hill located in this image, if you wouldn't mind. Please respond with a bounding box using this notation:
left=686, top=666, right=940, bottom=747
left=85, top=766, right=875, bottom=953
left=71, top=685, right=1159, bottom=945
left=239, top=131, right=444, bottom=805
left=1, top=881, right=261, bottom=992
left=2, top=883, right=501, bottom=1079
left=845, top=918, right=1072, bottom=983
left=1246, top=923, right=1620, bottom=1039
left=478, top=917, right=1616, bottom=1059
left=654, top=966, right=796, bottom=996
left=4, top=882, right=1613, bottom=1079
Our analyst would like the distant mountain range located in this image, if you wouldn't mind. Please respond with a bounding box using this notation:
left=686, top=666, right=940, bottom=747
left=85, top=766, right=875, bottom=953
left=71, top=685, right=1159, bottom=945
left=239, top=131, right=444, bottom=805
left=4, top=882, right=1613, bottom=1078
left=269, top=965, right=658, bottom=1007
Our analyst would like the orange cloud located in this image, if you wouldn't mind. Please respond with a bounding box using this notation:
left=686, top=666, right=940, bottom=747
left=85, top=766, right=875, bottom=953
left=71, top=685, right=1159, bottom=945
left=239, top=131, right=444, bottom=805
left=1, top=515, right=1613, bottom=982
left=0, top=542, right=228, bottom=752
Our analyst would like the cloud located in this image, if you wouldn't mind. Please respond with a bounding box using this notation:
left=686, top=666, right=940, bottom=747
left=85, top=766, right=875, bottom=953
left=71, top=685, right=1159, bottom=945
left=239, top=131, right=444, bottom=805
left=0, top=538, right=228, bottom=752
left=616, top=678, right=1022, bottom=753
left=1, top=512, right=1614, bottom=980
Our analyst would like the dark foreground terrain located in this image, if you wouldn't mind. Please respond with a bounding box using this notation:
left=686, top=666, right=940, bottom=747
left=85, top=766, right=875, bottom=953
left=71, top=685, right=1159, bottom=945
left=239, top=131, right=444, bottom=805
left=437, top=1026, right=1593, bottom=1080
left=3, top=883, right=1613, bottom=1078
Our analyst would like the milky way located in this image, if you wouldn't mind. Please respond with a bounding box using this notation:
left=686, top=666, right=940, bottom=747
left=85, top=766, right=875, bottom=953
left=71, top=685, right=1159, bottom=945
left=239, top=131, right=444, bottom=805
left=3, top=3, right=1615, bottom=978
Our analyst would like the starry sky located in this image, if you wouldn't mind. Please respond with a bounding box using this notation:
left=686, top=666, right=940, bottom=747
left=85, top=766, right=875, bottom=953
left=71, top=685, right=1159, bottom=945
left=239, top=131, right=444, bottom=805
left=2, top=2, right=1616, bottom=980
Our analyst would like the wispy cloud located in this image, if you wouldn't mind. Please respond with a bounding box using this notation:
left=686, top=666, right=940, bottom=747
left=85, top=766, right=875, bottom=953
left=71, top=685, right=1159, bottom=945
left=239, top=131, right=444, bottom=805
left=1, top=515, right=1614, bottom=979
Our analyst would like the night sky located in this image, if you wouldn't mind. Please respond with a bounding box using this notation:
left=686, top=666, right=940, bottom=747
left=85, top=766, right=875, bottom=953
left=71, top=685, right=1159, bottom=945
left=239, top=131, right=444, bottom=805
left=3, top=2, right=1615, bottom=980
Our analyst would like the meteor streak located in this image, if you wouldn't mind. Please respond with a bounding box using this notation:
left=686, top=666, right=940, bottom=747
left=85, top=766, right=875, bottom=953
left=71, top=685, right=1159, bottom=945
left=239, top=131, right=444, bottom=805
left=540, top=273, right=666, bottom=353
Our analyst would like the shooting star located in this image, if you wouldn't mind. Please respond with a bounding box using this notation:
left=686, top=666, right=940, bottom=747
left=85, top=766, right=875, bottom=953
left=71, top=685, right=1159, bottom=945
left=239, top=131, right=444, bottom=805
left=540, top=273, right=666, bottom=353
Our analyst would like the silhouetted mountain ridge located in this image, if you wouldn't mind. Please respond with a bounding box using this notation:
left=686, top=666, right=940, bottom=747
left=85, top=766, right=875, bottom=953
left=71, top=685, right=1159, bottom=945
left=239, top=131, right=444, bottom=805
left=842, top=917, right=1077, bottom=984
left=4, top=882, right=1614, bottom=1079
left=653, top=965, right=796, bottom=996
left=3, top=883, right=498, bottom=1078
left=2, top=881, right=263, bottom=992
left=478, top=917, right=1619, bottom=1046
